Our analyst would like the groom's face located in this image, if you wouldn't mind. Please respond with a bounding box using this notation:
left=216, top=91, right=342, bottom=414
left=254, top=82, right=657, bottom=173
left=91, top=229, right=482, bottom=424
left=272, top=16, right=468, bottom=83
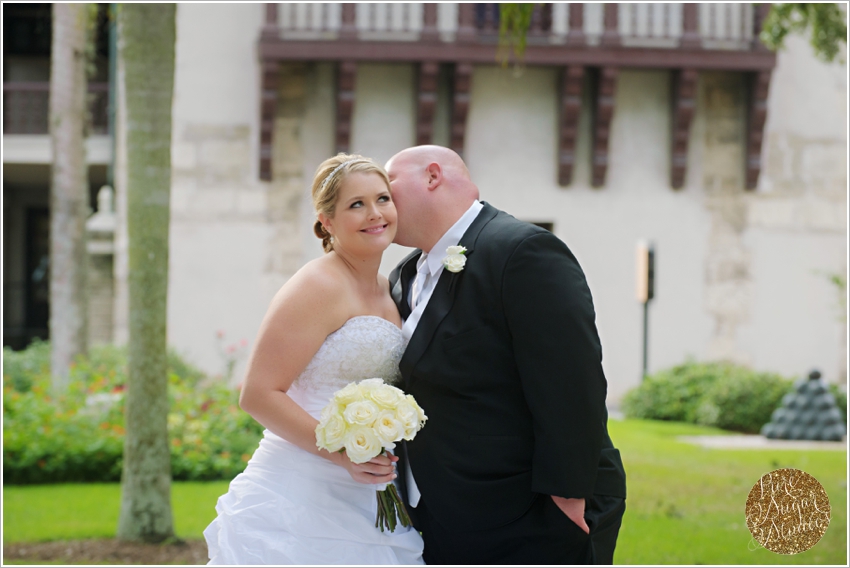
left=385, top=155, right=423, bottom=248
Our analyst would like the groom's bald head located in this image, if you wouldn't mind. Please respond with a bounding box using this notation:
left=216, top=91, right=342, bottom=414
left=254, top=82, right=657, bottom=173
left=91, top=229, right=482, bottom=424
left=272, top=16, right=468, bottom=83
left=390, top=145, right=471, bottom=180
left=385, top=145, right=479, bottom=251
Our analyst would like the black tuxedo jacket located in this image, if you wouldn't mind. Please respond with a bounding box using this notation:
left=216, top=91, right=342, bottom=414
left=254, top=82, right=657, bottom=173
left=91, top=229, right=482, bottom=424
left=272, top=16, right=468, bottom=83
left=388, top=203, right=626, bottom=532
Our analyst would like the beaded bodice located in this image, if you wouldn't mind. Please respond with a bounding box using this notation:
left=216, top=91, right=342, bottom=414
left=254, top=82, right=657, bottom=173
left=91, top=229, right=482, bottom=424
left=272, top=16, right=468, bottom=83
left=290, top=316, right=405, bottom=397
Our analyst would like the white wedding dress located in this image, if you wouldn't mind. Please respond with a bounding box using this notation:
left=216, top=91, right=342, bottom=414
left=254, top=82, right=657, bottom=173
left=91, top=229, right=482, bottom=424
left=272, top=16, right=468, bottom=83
left=204, top=316, right=424, bottom=565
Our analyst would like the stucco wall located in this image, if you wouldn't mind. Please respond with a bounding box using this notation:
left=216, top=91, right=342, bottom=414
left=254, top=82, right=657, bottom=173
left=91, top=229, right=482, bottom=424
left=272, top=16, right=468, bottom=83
left=743, top=34, right=847, bottom=383
left=166, top=4, right=272, bottom=380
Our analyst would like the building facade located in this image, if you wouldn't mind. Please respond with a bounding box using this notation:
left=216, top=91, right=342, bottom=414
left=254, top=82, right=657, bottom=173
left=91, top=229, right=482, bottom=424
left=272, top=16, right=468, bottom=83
left=3, top=3, right=847, bottom=403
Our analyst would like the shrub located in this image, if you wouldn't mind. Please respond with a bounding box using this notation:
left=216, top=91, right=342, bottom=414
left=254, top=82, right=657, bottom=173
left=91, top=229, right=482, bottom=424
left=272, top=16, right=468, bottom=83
left=623, top=361, right=796, bottom=433
left=694, top=369, right=792, bottom=433
left=3, top=342, right=263, bottom=484
left=621, top=361, right=726, bottom=423
left=2, top=338, right=51, bottom=393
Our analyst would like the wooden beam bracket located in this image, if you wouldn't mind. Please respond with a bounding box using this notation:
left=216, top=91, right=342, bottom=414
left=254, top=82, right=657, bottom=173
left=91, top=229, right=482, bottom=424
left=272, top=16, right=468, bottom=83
left=335, top=60, right=357, bottom=154
left=746, top=70, right=771, bottom=190
left=416, top=62, right=440, bottom=146
left=591, top=66, right=618, bottom=187
left=670, top=68, right=698, bottom=189
left=450, top=62, right=472, bottom=158
left=259, top=59, right=279, bottom=181
left=558, top=65, right=584, bottom=186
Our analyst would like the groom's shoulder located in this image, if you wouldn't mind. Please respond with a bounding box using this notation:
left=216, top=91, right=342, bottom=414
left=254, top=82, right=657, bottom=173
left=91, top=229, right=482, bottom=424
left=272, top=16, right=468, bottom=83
left=482, top=205, right=551, bottom=244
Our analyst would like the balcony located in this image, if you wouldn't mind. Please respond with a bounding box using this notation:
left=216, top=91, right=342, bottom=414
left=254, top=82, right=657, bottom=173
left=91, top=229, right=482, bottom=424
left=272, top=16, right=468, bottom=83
left=258, top=3, right=776, bottom=190
left=259, top=3, right=775, bottom=70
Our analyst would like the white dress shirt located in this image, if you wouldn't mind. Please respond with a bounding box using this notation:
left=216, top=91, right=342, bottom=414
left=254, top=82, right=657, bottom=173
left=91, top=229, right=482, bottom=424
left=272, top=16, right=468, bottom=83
left=401, top=200, right=483, bottom=506
left=402, top=200, right=483, bottom=342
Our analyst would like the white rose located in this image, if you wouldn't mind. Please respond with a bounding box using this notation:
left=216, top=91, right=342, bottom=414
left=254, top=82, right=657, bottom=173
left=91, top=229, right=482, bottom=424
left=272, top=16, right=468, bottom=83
left=405, top=394, right=428, bottom=425
left=368, top=383, right=405, bottom=409
left=357, top=379, right=385, bottom=399
left=344, top=426, right=383, bottom=464
left=333, top=382, right=362, bottom=406
left=374, top=410, right=405, bottom=446
left=446, top=245, right=466, bottom=256
left=359, top=378, right=385, bottom=390
left=443, top=249, right=467, bottom=273
left=395, top=401, right=421, bottom=440
left=316, top=411, right=347, bottom=453
left=343, top=400, right=380, bottom=426
left=319, top=401, right=342, bottom=423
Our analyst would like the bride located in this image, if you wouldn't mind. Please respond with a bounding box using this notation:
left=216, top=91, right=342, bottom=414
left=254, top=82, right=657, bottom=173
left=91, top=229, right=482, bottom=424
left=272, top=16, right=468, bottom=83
left=204, top=154, right=424, bottom=565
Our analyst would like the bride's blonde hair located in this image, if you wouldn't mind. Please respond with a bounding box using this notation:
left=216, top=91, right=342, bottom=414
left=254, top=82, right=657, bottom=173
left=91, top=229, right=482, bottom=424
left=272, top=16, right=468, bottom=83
left=311, top=153, right=391, bottom=253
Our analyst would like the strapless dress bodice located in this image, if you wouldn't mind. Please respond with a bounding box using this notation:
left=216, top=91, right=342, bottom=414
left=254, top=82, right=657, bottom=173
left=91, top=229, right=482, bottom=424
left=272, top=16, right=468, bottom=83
left=287, top=315, right=405, bottom=419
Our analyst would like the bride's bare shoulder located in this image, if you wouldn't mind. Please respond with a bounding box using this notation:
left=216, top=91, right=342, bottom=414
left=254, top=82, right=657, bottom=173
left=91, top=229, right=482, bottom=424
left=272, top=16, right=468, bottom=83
left=267, top=256, right=349, bottom=321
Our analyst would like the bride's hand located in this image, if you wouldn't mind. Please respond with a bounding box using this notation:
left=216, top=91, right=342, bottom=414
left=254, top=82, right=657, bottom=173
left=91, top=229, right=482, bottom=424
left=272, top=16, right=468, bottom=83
left=339, top=450, right=399, bottom=485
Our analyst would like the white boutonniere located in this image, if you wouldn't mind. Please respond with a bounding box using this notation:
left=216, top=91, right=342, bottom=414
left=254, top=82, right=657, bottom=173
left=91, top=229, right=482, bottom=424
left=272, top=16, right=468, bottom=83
left=443, top=245, right=467, bottom=273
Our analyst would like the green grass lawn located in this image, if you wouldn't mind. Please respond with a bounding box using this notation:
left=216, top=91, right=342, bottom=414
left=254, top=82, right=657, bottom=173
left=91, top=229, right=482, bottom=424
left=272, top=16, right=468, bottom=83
left=609, top=419, right=847, bottom=565
left=3, top=419, right=846, bottom=564
left=3, top=481, right=229, bottom=544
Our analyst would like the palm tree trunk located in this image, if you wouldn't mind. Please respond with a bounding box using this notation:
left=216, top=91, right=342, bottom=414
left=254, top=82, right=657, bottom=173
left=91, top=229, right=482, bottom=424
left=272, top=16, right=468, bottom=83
left=49, top=3, right=90, bottom=392
left=116, top=3, right=177, bottom=543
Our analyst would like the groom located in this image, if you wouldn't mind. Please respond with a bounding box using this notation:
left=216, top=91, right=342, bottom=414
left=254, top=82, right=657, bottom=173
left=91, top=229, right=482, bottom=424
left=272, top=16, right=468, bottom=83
left=386, top=146, right=626, bottom=564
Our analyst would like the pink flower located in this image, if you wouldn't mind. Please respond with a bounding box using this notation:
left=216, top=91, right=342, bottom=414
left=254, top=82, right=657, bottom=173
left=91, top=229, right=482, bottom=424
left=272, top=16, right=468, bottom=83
left=216, top=329, right=225, bottom=339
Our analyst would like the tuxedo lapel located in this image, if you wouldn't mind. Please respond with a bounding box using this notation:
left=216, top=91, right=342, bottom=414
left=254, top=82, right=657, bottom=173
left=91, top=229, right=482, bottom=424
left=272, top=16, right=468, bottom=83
left=399, top=203, right=499, bottom=380
left=391, top=250, right=421, bottom=321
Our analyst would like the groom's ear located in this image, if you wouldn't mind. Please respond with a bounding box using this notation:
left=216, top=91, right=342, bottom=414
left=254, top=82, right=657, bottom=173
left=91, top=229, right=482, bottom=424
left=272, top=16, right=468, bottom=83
left=425, top=162, right=442, bottom=191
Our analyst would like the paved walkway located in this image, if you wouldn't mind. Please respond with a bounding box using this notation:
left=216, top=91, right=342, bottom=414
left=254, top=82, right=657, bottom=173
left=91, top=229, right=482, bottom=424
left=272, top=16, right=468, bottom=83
left=608, top=409, right=846, bottom=451
left=677, top=435, right=847, bottom=451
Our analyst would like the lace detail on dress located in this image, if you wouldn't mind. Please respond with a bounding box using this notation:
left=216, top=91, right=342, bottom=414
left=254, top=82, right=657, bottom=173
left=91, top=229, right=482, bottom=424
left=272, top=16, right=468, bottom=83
left=290, top=316, right=405, bottom=395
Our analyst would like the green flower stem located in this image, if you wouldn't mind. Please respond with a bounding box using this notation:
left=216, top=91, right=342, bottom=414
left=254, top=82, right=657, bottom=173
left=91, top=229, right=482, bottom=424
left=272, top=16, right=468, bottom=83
left=384, top=490, right=397, bottom=532
left=374, top=485, right=412, bottom=532
left=375, top=491, right=387, bottom=531
left=388, top=484, right=412, bottom=527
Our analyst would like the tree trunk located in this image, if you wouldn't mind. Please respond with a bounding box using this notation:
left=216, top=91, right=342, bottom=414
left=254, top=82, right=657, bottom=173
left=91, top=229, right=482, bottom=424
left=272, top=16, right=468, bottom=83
left=49, top=3, right=90, bottom=392
left=116, top=3, right=177, bottom=543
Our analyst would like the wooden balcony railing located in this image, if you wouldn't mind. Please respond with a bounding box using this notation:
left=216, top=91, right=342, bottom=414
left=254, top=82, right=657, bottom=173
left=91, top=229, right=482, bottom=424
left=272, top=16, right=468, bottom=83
left=3, top=82, right=109, bottom=135
left=264, top=3, right=767, bottom=54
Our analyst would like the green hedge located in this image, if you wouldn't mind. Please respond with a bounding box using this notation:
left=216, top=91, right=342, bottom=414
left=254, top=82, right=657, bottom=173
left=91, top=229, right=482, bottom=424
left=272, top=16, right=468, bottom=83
left=3, top=340, right=264, bottom=484
left=622, top=361, right=846, bottom=434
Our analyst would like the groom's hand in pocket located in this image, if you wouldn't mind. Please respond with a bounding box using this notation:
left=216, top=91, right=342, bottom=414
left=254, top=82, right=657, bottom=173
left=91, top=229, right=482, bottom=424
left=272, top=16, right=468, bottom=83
left=551, top=495, right=590, bottom=534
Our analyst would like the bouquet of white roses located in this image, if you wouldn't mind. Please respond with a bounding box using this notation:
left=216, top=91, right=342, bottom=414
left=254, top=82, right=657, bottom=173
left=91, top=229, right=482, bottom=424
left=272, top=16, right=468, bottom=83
left=315, top=378, right=427, bottom=532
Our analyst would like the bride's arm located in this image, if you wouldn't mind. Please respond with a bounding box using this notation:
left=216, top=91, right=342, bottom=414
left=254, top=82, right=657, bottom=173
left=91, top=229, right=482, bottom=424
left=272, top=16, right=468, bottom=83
left=238, top=265, right=396, bottom=485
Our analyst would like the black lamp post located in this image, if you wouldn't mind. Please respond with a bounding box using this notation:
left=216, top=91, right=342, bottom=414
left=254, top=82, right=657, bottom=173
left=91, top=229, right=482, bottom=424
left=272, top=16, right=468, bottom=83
left=636, top=241, right=655, bottom=381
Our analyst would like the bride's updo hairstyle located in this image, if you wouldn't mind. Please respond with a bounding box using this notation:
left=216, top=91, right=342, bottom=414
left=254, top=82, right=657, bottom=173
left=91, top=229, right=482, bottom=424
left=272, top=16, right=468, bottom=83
left=311, top=153, right=391, bottom=253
